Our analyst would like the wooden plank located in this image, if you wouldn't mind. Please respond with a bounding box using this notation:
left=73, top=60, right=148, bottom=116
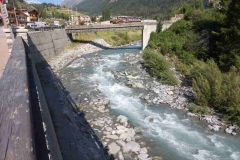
left=0, top=37, right=36, bottom=160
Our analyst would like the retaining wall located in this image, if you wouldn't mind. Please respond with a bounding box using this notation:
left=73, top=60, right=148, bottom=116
left=27, top=30, right=71, bottom=64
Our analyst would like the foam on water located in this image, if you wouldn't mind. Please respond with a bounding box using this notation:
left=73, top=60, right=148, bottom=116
left=75, top=52, right=240, bottom=160
left=230, top=152, right=240, bottom=160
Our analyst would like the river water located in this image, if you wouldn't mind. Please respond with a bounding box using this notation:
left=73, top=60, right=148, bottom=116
left=60, top=44, right=240, bottom=160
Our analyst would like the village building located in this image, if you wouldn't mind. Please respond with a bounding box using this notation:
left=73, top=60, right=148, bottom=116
left=21, top=9, right=39, bottom=23
left=4, top=4, right=39, bottom=26
left=71, top=15, right=91, bottom=25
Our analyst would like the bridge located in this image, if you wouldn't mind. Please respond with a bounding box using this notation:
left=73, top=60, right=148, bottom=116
left=65, top=23, right=158, bottom=50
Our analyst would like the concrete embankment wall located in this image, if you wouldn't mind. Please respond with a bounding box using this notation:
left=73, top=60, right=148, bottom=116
left=27, top=30, right=71, bottom=64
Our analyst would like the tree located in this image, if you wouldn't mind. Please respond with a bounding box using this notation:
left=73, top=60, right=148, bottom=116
left=91, top=16, right=96, bottom=22
left=41, top=10, right=47, bottom=19
left=102, top=9, right=110, bottom=21
left=217, top=0, right=240, bottom=71
left=156, top=21, right=162, bottom=33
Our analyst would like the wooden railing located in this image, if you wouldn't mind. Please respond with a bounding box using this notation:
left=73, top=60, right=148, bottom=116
left=0, top=37, right=62, bottom=160
left=0, top=37, right=36, bottom=160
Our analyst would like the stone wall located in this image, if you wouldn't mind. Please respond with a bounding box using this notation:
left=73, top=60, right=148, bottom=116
left=28, top=30, right=71, bottom=64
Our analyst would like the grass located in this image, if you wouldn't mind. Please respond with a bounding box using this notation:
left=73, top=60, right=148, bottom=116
left=75, top=30, right=141, bottom=46
left=66, top=42, right=81, bottom=49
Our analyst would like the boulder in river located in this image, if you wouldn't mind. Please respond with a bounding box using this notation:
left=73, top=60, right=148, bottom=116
left=125, top=81, right=133, bottom=88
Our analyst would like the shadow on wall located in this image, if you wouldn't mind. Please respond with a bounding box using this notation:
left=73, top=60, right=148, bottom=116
left=27, top=37, right=114, bottom=160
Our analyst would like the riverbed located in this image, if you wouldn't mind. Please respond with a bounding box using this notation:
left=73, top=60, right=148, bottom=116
left=59, top=44, right=240, bottom=160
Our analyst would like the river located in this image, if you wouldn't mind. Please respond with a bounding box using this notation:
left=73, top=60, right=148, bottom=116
left=59, top=44, right=240, bottom=160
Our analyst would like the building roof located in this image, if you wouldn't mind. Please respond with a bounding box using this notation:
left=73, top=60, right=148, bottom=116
left=16, top=10, right=28, bottom=17
left=26, top=9, right=39, bottom=15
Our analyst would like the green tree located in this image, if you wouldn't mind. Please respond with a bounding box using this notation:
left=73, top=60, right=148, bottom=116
left=102, top=9, right=110, bottom=21
left=217, top=0, right=240, bottom=71
left=156, top=21, right=162, bottom=33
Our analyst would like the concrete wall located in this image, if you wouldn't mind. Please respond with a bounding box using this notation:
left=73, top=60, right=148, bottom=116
left=142, top=24, right=157, bottom=50
left=28, top=30, right=71, bottom=64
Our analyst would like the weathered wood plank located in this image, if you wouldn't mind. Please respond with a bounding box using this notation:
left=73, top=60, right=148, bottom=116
left=0, top=37, right=36, bottom=160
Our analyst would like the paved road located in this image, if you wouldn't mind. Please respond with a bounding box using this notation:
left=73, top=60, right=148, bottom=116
left=0, top=27, right=9, bottom=78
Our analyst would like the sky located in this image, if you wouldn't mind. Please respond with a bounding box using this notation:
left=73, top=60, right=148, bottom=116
left=26, top=0, right=62, bottom=5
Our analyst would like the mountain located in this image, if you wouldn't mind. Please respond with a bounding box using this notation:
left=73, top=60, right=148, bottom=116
left=61, top=0, right=193, bottom=18
left=60, top=0, right=84, bottom=8
left=24, top=0, right=41, bottom=4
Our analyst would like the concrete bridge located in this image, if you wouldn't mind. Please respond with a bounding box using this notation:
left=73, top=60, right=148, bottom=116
left=65, top=23, right=158, bottom=50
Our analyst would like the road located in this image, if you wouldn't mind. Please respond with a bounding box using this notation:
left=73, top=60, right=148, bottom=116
left=0, top=27, right=9, bottom=78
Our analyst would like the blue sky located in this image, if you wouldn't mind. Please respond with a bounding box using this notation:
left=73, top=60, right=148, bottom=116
left=36, top=0, right=62, bottom=5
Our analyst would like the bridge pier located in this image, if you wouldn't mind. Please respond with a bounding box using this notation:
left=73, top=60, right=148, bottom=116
left=142, top=25, right=157, bottom=50
left=67, top=33, right=76, bottom=42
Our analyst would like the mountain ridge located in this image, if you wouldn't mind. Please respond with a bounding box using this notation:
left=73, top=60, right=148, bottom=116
left=61, top=0, right=193, bottom=18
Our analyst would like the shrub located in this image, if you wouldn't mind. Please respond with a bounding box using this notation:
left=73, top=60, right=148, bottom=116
left=175, top=59, right=191, bottom=75
left=143, top=49, right=179, bottom=86
left=25, top=25, right=31, bottom=29
left=190, top=60, right=240, bottom=123
left=189, top=103, right=209, bottom=115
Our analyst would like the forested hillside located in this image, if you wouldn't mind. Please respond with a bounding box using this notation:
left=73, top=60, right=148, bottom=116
left=62, top=0, right=193, bottom=19
left=144, top=0, right=240, bottom=123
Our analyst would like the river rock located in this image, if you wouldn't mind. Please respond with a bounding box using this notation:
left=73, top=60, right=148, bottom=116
left=232, top=132, right=237, bottom=136
left=134, top=126, right=142, bottom=133
left=105, top=127, right=113, bottom=132
left=139, top=147, right=148, bottom=154
left=134, top=82, right=145, bottom=88
left=225, top=128, right=233, bottom=134
left=117, top=115, right=128, bottom=127
left=106, top=135, right=119, bottom=140
left=125, top=141, right=141, bottom=152
left=187, top=112, right=198, bottom=117
left=119, top=132, right=129, bottom=141
left=118, top=151, right=124, bottom=160
left=125, top=81, right=133, bottom=88
left=138, top=153, right=149, bottom=160
left=122, top=145, right=130, bottom=153
left=108, top=142, right=120, bottom=155
left=116, top=140, right=126, bottom=147
left=208, top=125, right=220, bottom=131
left=103, top=131, right=111, bottom=135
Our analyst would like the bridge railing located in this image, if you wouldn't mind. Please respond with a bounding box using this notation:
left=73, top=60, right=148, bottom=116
left=65, top=22, right=157, bottom=29
left=0, top=37, right=62, bottom=160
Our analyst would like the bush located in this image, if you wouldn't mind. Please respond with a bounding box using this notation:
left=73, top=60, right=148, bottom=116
left=25, top=25, right=31, bottom=29
left=79, top=21, right=85, bottom=25
left=175, top=59, right=191, bottom=75
left=190, top=60, right=240, bottom=123
left=189, top=103, right=209, bottom=115
left=143, top=49, right=179, bottom=86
